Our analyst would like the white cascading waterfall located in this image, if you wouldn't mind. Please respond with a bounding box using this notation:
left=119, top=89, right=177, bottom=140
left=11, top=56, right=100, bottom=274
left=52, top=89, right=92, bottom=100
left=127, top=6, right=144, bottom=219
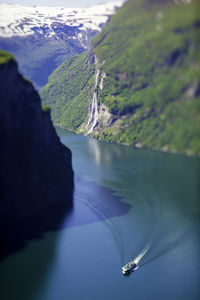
left=86, top=55, right=100, bottom=134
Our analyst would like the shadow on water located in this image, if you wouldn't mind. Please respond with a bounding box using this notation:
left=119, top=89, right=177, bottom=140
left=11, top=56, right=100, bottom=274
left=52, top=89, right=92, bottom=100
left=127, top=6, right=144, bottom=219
left=62, top=176, right=131, bottom=264
left=62, top=176, right=131, bottom=228
left=0, top=231, right=63, bottom=300
left=0, top=172, right=131, bottom=262
left=0, top=175, right=131, bottom=300
left=0, top=192, right=73, bottom=300
left=0, top=203, right=73, bottom=262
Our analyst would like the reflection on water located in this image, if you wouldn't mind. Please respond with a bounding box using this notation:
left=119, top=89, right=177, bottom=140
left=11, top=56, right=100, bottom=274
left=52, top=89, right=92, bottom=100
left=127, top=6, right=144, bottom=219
left=59, top=129, right=200, bottom=268
left=88, top=139, right=102, bottom=166
left=1, top=128, right=199, bottom=300
left=62, top=130, right=200, bottom=269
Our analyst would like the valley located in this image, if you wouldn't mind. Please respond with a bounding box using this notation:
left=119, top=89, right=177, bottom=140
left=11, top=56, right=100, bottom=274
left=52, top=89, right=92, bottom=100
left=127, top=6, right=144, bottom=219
left=0, top=2, right=122, bottom=89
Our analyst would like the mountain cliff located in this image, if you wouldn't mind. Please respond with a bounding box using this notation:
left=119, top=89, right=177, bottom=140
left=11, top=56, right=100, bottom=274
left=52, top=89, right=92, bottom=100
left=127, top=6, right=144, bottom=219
left=0, top=3, right=122, bottom=89
left=0, top=50, right=74, bottom=259
left=41, top=0, right=200, bottom=156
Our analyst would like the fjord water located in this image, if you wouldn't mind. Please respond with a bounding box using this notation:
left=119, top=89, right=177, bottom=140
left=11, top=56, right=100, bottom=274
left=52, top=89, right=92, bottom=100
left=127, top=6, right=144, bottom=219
left=0, top=129, right=200, bottom=300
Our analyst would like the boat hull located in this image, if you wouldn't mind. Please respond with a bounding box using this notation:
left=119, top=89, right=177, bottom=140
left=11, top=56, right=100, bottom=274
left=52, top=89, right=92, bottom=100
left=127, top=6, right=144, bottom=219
left=122, top=262, right=138, bottom=275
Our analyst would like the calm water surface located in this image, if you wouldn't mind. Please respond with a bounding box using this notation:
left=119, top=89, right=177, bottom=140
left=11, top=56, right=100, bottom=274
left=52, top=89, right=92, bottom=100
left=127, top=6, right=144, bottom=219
left=0, top=129, right=200, bottom=300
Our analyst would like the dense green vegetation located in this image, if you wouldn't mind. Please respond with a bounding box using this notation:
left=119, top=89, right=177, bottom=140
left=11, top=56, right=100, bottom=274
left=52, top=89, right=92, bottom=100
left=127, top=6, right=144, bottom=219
left=0, top=50, right=16, bottom=65
left=41, top=0, right=200, bottom=155
left=41, top=104, right=51, bottom=114
left=41, top=52, right=95, bottom=130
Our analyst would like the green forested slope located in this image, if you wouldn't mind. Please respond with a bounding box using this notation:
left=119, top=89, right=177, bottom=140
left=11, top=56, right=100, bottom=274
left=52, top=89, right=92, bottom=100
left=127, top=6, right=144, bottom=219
left=41, top=52, right=95, bottom=130
left=41, top=0, right=200, bottom=155
left=0, top=50, right=16, bottom=64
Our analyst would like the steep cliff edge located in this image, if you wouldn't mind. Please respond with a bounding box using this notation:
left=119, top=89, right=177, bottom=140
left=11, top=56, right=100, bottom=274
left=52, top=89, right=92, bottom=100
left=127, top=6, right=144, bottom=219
left=0, top=51, right=74, bottom=258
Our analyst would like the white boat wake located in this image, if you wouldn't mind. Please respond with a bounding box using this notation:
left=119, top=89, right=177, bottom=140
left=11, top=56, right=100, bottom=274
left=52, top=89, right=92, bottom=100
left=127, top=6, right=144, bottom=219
left=133, top=244, right=151, bottom=265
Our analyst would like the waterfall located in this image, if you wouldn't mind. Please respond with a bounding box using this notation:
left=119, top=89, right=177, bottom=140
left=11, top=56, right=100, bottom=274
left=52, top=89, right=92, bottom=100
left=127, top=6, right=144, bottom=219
left=99, top=72, right=106, bottom=90
left=85, top=55, right=100, bottom=134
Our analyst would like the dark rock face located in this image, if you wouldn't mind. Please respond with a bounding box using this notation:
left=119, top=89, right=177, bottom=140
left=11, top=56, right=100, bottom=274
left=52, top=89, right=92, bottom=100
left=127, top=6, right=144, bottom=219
left=0, top=56, right=74, bottom=259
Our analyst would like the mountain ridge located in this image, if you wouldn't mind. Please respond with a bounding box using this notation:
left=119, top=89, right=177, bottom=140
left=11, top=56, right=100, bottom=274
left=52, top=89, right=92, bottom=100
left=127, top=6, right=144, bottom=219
left=0, top=2, right=122, bottom=89
left=0, top=2, right=122, bottom=38
left=41, top=0, right=200, bottom=156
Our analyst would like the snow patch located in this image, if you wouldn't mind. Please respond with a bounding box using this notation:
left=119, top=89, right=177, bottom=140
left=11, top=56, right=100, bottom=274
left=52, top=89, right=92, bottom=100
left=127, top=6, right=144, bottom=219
left=0, top=2, right=123, bottom=38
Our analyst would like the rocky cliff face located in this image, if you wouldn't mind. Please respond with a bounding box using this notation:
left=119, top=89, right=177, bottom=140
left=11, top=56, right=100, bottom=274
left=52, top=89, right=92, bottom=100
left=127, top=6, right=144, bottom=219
left=0, top=51, right=74, bottom=259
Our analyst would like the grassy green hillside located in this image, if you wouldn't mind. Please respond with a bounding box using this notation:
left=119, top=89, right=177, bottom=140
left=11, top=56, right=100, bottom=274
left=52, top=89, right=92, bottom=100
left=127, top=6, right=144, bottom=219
left=41, top=52, right=95, bottom=130
left=0, top=50, right=16, bottom=65
left=41, top=0, right=200, bottom=155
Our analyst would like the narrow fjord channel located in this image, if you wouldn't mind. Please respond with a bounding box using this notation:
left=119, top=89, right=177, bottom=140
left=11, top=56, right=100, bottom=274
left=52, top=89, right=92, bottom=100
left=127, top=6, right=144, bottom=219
left=0, top=128, right=200, bottom=300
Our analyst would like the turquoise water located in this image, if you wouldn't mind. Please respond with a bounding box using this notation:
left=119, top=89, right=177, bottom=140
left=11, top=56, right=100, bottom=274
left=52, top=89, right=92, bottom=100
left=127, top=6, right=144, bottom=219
left=0, top=129, right=200, bottom=300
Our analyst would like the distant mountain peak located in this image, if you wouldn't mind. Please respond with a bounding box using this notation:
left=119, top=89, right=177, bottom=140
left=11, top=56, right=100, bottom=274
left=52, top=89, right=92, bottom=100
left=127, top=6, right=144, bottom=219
left=0, top=2, right=123, bottom=88
left=0, top=2, right=122, bottom=38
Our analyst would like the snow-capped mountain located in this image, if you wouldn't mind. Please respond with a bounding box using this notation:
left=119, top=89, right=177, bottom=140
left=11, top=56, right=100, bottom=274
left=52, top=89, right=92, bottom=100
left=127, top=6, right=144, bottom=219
left=0, top=2, right=122, bottom=88
left=0, top=3, right=122, bottom=42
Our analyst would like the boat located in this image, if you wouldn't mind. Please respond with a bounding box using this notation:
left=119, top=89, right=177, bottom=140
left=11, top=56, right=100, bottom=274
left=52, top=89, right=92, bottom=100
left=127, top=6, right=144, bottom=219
left=122, top=261, right=138, bottom=275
